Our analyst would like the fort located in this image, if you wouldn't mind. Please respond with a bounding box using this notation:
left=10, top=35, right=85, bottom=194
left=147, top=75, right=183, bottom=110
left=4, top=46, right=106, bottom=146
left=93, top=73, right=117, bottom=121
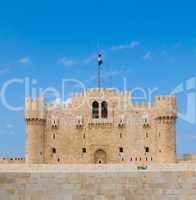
left=1, top=87, right=196, bottom=199
left=24, top=88, right=177, bottom=164
left=0, top=87, right=194, bottom=165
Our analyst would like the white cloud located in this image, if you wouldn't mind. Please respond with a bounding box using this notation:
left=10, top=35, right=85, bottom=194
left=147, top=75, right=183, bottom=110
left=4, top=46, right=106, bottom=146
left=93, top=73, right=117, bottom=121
left=83, top=53, right=96, bottom=64
left=57, top=53, right=97, bottom=67
left=7, top=124, right=14, bottom=128
left=104, top=69, right=121, bottom=78
left=19, top=56, right=30, bottom=64
left=57, top=57, right=78, bottom=66
left=111, top=41, right=140, bottom=51
left=144, top=51, right=152, bottom=60
left=89, top=69, right=123, bottom=82
left=0, top=68, right=9, bottom=76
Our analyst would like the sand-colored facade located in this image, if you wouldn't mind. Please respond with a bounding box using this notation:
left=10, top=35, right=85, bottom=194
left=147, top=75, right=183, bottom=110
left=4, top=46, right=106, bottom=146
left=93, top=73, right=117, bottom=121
left=24, top=88, right=177, bottom=164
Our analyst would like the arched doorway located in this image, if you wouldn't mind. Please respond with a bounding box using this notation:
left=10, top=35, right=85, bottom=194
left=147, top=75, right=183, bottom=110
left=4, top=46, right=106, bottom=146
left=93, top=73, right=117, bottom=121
left=94, top=149, right=107, bottom=164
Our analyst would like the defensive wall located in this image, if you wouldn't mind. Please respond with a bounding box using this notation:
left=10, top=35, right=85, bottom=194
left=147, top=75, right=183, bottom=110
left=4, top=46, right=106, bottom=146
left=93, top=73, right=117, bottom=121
left=0, top=157, right=25, bottom=164
left=0, top=164, right=196, bottom=199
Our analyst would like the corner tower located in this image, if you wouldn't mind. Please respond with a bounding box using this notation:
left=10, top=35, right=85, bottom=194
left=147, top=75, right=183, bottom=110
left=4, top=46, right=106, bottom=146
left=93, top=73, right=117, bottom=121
left=154, top=96, right=177, bottom=163
left=24, top=97, right=46, bottom=164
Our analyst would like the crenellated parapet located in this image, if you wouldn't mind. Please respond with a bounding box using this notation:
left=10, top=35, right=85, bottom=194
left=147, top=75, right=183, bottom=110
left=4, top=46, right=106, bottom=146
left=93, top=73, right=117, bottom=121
left=86, top=88, right=131, bottom=98
left=153, top=95, right=177, bottom=121
left=0, top=157, right=25, bottom=164
left=25, top=97, right=46, bottom=121
left=66, top=88, right=132, bottom=113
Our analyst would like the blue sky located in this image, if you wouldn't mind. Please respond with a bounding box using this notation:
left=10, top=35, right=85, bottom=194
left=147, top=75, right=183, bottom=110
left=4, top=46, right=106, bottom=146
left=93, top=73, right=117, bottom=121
left=0, top=0, right=196, bottom=156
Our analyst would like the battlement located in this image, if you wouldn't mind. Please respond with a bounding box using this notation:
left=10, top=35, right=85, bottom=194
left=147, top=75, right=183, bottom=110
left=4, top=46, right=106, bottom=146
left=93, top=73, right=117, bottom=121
left=0, top=157, right=25, bottom=164
left=59, top=88, right=131, bottom=111
left=153, top=95, right=177, bottom=119
left=86, top=88, right=130, bottom=97
left=87, top=88, right=116, bottom=93
left=25, top=97, right=46, bottom=121
left=155, top=95, right=176, bottom=105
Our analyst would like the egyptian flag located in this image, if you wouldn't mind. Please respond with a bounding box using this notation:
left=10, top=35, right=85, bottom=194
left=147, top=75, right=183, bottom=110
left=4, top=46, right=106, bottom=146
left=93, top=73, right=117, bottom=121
left=97, top=52, right=103, bottom=66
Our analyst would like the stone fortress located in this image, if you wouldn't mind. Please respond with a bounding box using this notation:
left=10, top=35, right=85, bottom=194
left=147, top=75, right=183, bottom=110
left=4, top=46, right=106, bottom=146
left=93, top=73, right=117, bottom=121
left=1, top=86, right=196, bottom=200
left=24, top=88, right=177, bottom=165
left=0, top=86, right=195, bottom=165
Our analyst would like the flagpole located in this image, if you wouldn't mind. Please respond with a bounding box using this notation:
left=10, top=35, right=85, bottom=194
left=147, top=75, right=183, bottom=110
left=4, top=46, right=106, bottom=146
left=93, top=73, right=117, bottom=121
left=97, top=52, right=102, bottom=89
left=97, top=62, right=101, bottom=89
left=97, top=41, right=100, bottom=89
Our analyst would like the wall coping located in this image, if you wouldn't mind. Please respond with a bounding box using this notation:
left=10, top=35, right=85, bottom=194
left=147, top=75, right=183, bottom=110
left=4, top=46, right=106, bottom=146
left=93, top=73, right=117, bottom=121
left=0, top=164, right=195, bottom=172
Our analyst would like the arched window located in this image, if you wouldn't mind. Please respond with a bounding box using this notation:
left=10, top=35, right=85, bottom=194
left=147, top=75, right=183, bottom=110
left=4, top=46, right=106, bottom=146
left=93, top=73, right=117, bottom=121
left=101, top=101, right=108, bottom=118
left=52, top=148, right=56, bottom=154
left=92, top=101, right=99, bottom=118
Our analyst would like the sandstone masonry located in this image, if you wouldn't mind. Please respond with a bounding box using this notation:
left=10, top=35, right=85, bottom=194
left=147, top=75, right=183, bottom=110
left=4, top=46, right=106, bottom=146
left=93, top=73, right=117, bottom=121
left=24, top=88, right=177, bottom=164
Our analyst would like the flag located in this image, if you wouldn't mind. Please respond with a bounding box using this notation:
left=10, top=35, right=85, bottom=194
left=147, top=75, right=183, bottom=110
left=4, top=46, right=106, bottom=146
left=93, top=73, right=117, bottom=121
left=97, top=52, right=103, bottom=66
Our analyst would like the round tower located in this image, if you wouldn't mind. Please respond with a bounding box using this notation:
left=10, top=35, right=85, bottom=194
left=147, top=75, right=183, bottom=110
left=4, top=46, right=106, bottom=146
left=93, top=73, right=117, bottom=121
left=154, top=96, right=177, bottom=163
left=25, top=97, right=46, bottom=164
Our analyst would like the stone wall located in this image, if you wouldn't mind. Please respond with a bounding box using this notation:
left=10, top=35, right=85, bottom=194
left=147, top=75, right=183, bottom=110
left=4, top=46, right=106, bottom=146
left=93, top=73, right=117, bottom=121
left=0, top=164, right=196, bottom=200
left=0, top=157, right=25, bottom=164
left=178, top=154, right=196, bottom=163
